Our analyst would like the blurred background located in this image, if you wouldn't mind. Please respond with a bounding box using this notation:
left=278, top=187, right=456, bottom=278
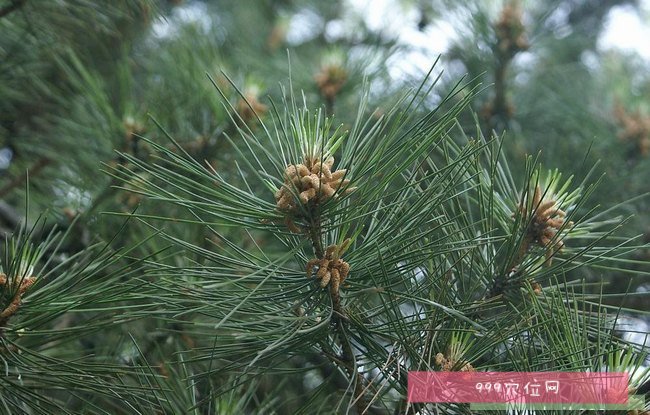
left=1, top=0, right=649, bottom=340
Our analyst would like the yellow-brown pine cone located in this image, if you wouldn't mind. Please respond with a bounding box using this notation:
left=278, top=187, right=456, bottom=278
left=330, top=268, right=341, bottom=293
left=434, top=353, right=446, bottom=366
left=324, top=244, right=337, bottom=259
left=236, top=94, right=268, bottom=124
left=320, top=271, right=331, bottom=287
left=277, top=155, right=355, bottom=215
left=339, top=261, right=350, bottom=282
left=308, top=174, right=322, bottom=190
left=300, top=174, right=313, bottom=188
left=311, top=162, right=333, bottom=179
left=315, top=66, right=347, bottom=100
left=537, top=200, right=556, bottom=215
left=276, top=191, right=294, bottom=211
left=330, top=169, right=347, bottom=181
left=317, top=262, right=330, bottom=280
left=320, top=184, right=336, bottom=198
left=330, top=178, right=351, bottom=192
left=459, top=362, right=475, bottom=372
left=299, top=188, right=316, bottom=204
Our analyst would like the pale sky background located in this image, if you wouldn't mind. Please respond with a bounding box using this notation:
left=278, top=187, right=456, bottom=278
left=343, top=0, right=650, bottom=78
left=153, top=0, right=650, bottom=64
left=600, top=0, right=650, bottom=58
left=154, top=0, right=650, bottom=73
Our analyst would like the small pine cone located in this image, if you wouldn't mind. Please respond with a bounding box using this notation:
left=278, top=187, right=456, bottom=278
left=320, top=184, right=336, bottom=198
left=320, top=271, right=331, bottom=287
left=331, top=178, right=351, bottom=190
left=546, top=218, right=564, bottom=229
left=537, top=200, right=556, bottom=215
left=276, top=192, right=293, bottom=210
left=284, top=165, right=298, bottom=179
left=434, top=353, right=446, bottom=366
left=330, top=170, right=347, bottom=182
left=330, top=268, right=341, bottom=293
left=339, top=261, right=350, bottom=281
left=297, top=164, right=310, bottom=177
left=299, top=188, right=316, bottom=204
left=309, top=174, right=322, bottom=190
left=459, top=362, right=475, bottom=372
left=300, top=175, right=313, bottom=188
left=325, top=244, right=337, bottom=259
left=317, top=263, right=330, bottom=280
left=311, top=162, right=333, bottom=179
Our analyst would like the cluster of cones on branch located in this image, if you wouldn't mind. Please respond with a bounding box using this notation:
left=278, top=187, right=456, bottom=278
left=516, top=185, right=574, bottom=265
left=434, top=352, right=475, bottom=372
left=274, top=155, right=356, bottom=294
left=0, top=272, right=36, bottom=327
left=306, top=239, right=351, bottom=295
left=613, top=102, right=650, bottom=158
left=314, top=64, right=348, bottom=102
left=235, top=89, right=268, bottom=126
left=495, top=2, right=529, bottom=57
left=275, top=155, right=356, bottom=218
left=481, top=3, right=529, bottom=125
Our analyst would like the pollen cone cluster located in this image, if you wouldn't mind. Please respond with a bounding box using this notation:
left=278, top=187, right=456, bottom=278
left=434, top=352, right=475, bottom=372
left=613, top=102, right=650, bottom=157
left=315, top=64, right=348, bottom=101
left=236, top=91, right=268, bottom=126
left=306, top=241, right=351, bottom=295
left=275, top=155, right=355, bottom=217
left=0, top=273, right=36, bottom=325
left=518, top=186, right=573, bottom=264
left=495, top=2, right=529, bottom=56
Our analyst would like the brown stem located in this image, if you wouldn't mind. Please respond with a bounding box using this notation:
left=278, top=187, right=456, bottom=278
left=486, top=233, right=532, bottom=299
left=493, top=58, right=508, bottom=119
left=485, top=52, right=512, bottom=135
left=307, top=210, right=376, bottom=414
left=309, top=214, right=324, bottom=258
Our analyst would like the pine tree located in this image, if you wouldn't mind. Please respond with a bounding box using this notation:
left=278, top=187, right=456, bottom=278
left=1, top=0, right=649, bottom=413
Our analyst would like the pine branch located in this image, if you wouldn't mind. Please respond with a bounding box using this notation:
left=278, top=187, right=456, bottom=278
left=305, top=210, right=376, bottom=413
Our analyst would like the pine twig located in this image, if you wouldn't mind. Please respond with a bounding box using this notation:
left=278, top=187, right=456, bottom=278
left=306, top=213, right=381, bottom=414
